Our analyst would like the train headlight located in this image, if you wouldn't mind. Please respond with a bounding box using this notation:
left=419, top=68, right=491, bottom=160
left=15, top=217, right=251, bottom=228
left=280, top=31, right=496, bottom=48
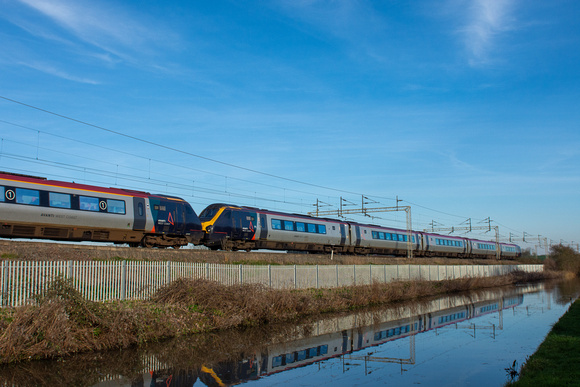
left=206, top=225, right=213, bottom=233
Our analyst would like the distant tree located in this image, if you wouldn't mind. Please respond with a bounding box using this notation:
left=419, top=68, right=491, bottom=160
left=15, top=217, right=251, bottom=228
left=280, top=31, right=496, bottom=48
left=549, top=244, right=580, bottom=275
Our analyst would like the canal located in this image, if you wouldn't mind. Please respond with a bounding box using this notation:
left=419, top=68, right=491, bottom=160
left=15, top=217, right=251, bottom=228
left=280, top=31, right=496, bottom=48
left=0, top=279, right=578, bottom=386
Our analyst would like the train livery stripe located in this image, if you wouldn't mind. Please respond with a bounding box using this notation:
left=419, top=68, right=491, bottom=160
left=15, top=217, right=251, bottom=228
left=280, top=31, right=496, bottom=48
left=0, top=175, right=145, bottom=198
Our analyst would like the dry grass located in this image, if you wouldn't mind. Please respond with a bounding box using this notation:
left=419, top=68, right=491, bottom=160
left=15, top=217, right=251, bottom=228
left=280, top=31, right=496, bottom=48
left=0, top=240, right=527, bottom=266
left=0, top=270, right=558, bottom=364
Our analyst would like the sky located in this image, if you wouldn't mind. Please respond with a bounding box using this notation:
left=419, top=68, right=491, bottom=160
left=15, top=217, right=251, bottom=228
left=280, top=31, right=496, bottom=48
left=0, top=0, right=579, bottom=251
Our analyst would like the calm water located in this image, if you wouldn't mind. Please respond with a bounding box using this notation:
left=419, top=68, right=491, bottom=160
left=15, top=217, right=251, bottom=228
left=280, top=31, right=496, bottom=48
left=1, top=279, right=579, bottom=387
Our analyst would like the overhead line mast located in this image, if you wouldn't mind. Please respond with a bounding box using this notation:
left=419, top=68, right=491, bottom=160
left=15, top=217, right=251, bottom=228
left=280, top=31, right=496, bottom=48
left=309, top=195, right=413, bottom=259
left=424, top=217, right=501, bottom=260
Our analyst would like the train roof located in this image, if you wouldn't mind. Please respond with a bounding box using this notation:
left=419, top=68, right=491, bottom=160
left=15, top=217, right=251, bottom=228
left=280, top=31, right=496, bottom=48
left=203, top=203, right=350, bottom=224
left=0, top=171, right=152, bottom=198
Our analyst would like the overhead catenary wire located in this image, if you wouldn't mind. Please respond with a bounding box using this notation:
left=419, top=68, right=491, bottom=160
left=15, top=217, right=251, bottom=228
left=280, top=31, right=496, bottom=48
left=0, top=96, right=563, bottom=244
left=0, top=96, right=392, bottom=199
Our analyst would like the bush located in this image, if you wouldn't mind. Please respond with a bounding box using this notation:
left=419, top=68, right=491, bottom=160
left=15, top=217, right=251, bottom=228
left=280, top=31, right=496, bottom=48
left=549, top=245, right=580, bottom=275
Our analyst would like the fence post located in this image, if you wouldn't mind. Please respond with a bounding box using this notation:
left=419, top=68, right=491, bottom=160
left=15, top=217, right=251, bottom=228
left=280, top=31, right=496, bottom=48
left=336, top=264, right=339, bottom=288
left=353, top=265, right=356, bottom=286
left=67, top=260, right=73, bottom=279
left=205, top=263, right=210, bottom=281
left=166, top=261, right=171, bottom=284
left=239, top=264, right=243, bottom=284
left=1, top=261, right=8, bottom=307
left=316, top=265, right=319, bottom=289
left=294, top=265, right=297, bottom=289
left=268, top=265, right=272, bottom=288
left=121, top=261, right=127, bottom=301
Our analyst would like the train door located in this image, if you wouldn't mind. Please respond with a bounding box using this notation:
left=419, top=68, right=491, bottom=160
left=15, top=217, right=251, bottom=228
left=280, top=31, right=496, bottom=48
left=339, top=224, right=346, bottom=245
left=259, top=214, right=268, bottom=240
left=355, top=226, right=361, bottom=246
left=231, top=210, right=257, bottom=240
left=150, top=199, right=185, bottom=235
left=132, top=197, right=146, bottom=231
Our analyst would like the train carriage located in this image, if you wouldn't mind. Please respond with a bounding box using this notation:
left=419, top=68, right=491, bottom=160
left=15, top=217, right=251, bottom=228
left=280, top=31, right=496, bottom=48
left=468, top=239, right=500, bottom=258
left=350, top=223, right=421, bottom=255
left=499, top=243, right=521, bottom=259
left=0, top=172, right=203, bottom=248
left=421, top=233, right=468, bottom=257
left=199, top=203, right=350, bottom=252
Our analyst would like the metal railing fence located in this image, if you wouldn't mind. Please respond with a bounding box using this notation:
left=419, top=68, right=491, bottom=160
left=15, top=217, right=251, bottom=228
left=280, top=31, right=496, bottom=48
left=0, top=260, right=543, bottom=307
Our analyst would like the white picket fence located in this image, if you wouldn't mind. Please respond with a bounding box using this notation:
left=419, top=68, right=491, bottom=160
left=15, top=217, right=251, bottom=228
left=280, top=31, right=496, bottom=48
left=0, top=260, right=543, bottom=307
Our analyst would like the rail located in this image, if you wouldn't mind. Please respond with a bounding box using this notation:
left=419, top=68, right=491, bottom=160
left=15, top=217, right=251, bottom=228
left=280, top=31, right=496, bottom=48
left=0, top=261, right=544, bottom=307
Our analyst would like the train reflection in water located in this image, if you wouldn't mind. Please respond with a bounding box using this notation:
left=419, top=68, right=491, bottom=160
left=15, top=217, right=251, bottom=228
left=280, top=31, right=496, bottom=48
left=142, top=288, right=532, bottom=387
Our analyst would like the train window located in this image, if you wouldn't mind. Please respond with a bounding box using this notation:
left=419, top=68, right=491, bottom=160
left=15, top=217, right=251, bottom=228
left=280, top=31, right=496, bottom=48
left=271, top=219, right=282, bottom=230
left=79, top=196, right=99, bottom=211
left=49, top=192, right=71, bottom=209
left=296, top=350, right=307, bottom=361
left=15, top=188, right=39, bottom=205
left=199, top=207, right=218, bottom=220
left=307, top=223, right=316, bottom=233
left=107, top=199, right=125, bottom=214
left=296, top=222, right=305, bottom=232
left=283, top=220, right=294, bottom=231
left=320, top=345, right=328, bottom=355
left=379, top=232, right=385, bottom=240
left=318, top=225, right=326, bottom=234
left=0, top=186, right=3, bottom=201
left=272, top=356, right=283, bottom=368
left=138, top=202, right=144, bottom=216
left=385, top=233, right=392, bottom=240
left=372, top=231, right=378, bottom=239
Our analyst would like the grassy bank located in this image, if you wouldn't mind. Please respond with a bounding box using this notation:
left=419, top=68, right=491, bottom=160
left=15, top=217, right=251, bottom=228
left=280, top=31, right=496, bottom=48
left=509, top=298, right=580, bottom=386
left=0, top=239, right=543, bottom=266
left=0, top=270, right=556, bottom=365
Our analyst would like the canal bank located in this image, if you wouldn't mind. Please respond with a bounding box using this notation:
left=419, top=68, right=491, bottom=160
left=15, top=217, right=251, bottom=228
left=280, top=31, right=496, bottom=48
left=1, top=279, right=577, bottom=386
left=0, top=270, right=556, bottom=364
left=510, top=298, right=580, bottom=386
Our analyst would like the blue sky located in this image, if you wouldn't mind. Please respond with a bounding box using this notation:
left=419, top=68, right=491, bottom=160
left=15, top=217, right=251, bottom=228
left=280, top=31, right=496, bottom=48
left=1, top=0, right=579, bottom=250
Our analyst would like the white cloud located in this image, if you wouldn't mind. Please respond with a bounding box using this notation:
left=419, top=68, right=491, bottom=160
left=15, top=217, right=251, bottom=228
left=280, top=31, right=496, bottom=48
left=15, top=0, right=177, bottom=62
left=456, top=0, right=517, bottom=66
left=19, top=61, right=100, bottom=84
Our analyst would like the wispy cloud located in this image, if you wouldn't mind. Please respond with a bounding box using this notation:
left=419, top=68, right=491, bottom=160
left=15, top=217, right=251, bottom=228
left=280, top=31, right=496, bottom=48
left=19, top=61, right=99, bottom=84
left=456, top=0, right=517, bottom=66
left=15, top=0, right=178, bottom=63
left=273, top=0, right=388, bottom=59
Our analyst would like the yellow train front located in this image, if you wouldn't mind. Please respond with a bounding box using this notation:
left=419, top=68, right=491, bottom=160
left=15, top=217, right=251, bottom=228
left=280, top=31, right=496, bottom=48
left=199, top=203, right=350, bottom=253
